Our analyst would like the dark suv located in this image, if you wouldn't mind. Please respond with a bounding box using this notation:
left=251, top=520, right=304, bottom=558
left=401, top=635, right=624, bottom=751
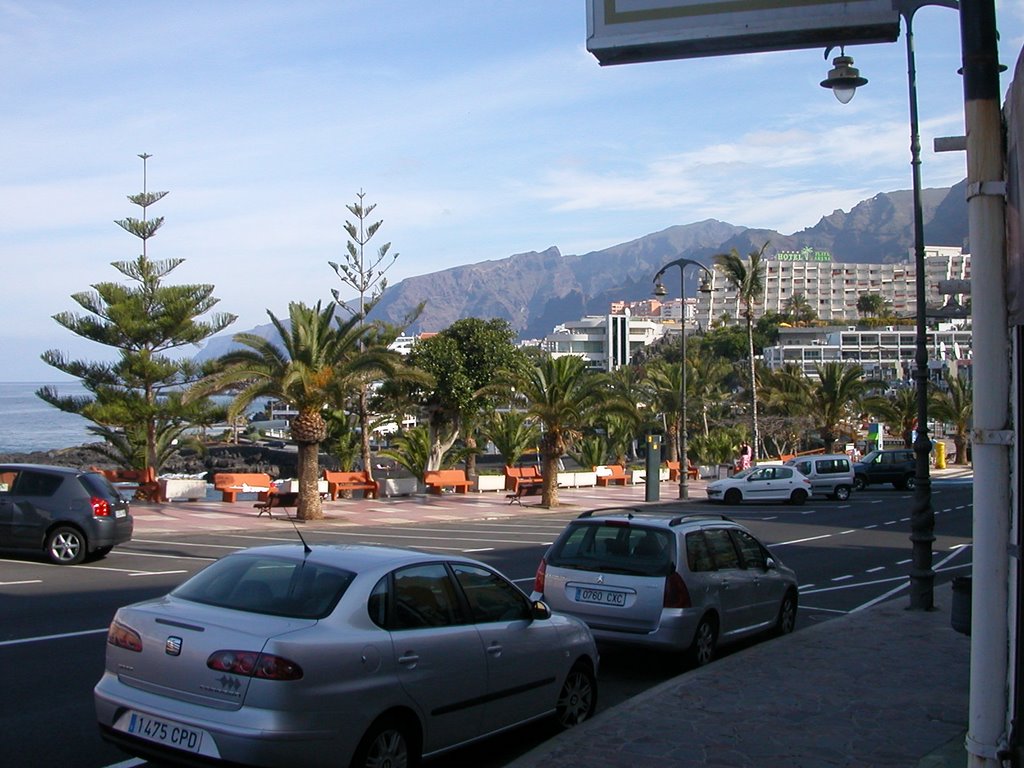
left=853, top=449, right=917, bottom=491
left=0, top=464, right=133, bottom=564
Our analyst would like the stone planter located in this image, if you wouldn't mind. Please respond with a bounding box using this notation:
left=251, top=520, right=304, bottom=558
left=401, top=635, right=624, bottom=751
left=475, top=474, right=507, bottom=493
left=632, top=469, right=669, bottom=483
left=557, top=471, right=598, bottom=488
left=275, top=479, right=329, bottom=496
left=382, top=477, right=419, bottom=497
left=158, top=477, right=208, bottom=502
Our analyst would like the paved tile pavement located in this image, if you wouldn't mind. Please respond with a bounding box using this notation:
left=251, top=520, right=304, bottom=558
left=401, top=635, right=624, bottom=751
left=129, top=466, right=975, bottom=767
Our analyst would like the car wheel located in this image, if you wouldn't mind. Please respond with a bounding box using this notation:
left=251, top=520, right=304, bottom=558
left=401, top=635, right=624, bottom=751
left=789, top=489, right=808, bottom=506
left=689, top=615, right=718, bottom=667
left=904, top=475, right=916, bottom=491
left=723, top=488, right=742, bottom=505
left=853, top=476, right=867, bottom=491
left=45, top=526, right=87, bottom=565
left=834, top=485, right=852, bottom=501
left=350, top=716, right=418, bottom=768
left=776, top=591, right=798, bottom=636
left=555, top=662, right=597, bottom=729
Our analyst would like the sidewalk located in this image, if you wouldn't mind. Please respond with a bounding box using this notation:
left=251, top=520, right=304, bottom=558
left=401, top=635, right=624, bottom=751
left=129, top=467, right=974, bottom=767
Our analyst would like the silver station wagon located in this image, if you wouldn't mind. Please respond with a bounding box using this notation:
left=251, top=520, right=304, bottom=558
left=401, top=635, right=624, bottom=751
left=96, top=543, right=598, bottom=768
left=532, top=509, right=798, bottom=666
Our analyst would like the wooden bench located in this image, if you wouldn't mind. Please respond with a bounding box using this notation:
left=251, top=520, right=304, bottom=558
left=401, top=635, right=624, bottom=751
left=253, top=491, right=298, bottom=517
left=323, top=470, right=379, bottom=500
left=212, top=472, right=273, bottom=503
left=504, top=465, right=544, bottom=504
left=424, top=469, right=472, bottom=494
left=92, top=467, right=160, bottom=502
left=596, top=465, right=630, bottom=486
left=666, top=461, right=700, bottom=481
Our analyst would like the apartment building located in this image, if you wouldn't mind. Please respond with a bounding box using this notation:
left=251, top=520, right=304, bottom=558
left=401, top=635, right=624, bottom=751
left=762, top=323, right=973, bottom=384
left=697, top=245, right=970, bottom=326
left=542, top=312, right=665, bottom=371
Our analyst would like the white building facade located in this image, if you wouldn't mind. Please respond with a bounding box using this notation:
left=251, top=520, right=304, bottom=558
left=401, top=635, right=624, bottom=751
left=542, top=312, right=665, bottom=370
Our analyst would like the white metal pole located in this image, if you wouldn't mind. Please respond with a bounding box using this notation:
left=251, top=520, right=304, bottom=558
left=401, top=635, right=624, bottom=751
left=960, top=1, right=1012, bottom=764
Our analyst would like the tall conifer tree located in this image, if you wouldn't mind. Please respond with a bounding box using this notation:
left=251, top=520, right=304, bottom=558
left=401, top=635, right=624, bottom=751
left=38, top=154, right=236, bottom=471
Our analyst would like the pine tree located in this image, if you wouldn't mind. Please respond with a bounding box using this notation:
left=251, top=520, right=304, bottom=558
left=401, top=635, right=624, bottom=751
left=38, top=154, right=236, bottom=472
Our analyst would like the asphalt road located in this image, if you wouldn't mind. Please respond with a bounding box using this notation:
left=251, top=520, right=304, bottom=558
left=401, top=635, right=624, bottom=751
left=0, top=479, right=973, bottom=768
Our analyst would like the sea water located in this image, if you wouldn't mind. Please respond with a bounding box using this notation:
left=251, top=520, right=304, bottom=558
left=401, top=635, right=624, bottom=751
left=0, top=381, right=94, bottom=453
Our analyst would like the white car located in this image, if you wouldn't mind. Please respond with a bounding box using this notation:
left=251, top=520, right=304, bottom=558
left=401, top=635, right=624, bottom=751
left=706, top=465, right=812, bottom=505
left=95, top=544, right=598, bottom=768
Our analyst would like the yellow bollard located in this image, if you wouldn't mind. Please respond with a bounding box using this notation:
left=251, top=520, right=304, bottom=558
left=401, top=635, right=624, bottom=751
left=935, top=441, right=947, bottom=469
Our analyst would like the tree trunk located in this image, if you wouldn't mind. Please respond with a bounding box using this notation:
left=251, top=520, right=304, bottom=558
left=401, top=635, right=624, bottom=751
left=746, top=313, right=760, bottom=461
left=296, top=442, right=323, bottom=520
left=358, top=385, right=373, bottom=483
left=953, top=434, right=968, bottom=465
left=540, top=450, right=561, bottom=508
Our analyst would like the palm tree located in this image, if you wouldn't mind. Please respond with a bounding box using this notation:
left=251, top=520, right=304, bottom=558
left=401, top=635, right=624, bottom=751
left=689, top=351, right=732, bottom=437
left=808, top=362, right=870, bottom=452
left=188, top=302, right=400, bottom=520
left=491, top=356, right=619, bottom=508
left=930, top=373, right=972, bottom=465
left=714, top=243, right=767, bottom=459
left=783, top=293, right=817, bottom=326
left=482, top=410, right=540, bottom=468
left=865, top=386, right=918, bottom=448
left=643, top=360, right=684, bottom=462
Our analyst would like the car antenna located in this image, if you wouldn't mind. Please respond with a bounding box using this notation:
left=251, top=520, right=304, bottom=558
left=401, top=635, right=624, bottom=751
left=269, top=503, right=312, bottom=555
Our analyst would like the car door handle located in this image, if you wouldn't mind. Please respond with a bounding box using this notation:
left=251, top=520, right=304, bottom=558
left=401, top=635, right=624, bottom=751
left=486, top=643, right=503, bottom=657
left=397, top=652, right=420, bottom=667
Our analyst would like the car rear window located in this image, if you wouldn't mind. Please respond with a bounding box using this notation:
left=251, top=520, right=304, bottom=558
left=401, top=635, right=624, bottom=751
left=79, top=472, right=122, bottom=500
left=172, top=555, right=355, bottom=619
left=547, top=522, right=673, bottom=577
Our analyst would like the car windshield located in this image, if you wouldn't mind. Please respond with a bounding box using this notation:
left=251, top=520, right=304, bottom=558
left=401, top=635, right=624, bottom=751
left=859, top=450, right=882, bottom=464
left=730, top=468, right=756, bottom=480
left=172, top=555, right=356, bottom=619
left=547, top=522, right=674, bottom=577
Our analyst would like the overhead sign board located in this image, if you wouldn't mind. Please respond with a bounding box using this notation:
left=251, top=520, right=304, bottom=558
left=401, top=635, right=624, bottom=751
left=586, top=0, right=901, bottom=65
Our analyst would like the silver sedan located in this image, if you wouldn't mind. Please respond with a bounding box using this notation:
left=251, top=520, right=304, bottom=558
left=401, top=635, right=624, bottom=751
left=95, top=543, right=598, bottom=768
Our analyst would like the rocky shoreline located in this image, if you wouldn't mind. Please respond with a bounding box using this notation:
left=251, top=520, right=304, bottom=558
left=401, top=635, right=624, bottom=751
left=0, top=442, right=339, bottom=479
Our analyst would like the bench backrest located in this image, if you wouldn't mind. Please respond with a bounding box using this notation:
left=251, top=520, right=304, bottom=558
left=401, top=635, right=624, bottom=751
left=505, top=466, right=542, bottom=480
left=213, top=472, right=271, bottom=489
left=425, top=469, right=468, bottom=483
left=603, top=464, right=627, bottom=477
left=323, top=470, right=372, bottom=484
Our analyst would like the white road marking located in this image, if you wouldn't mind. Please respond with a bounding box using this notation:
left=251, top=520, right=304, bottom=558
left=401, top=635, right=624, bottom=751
left=0, top=580, right=42, bottom=586
left=0, top=627, right=107, bottom=647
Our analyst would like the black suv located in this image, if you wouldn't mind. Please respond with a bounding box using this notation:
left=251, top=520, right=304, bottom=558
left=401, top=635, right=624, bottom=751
left=0, top=464, right=133, bottom=564
left=853, top=449, right=917, bottom=491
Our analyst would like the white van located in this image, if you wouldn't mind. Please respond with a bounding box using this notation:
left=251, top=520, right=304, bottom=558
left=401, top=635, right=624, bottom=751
left=785, top=454, right=856, bottom=500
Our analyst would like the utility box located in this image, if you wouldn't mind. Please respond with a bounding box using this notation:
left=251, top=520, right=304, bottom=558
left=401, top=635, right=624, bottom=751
left=645, top=434, right=661, bottom=502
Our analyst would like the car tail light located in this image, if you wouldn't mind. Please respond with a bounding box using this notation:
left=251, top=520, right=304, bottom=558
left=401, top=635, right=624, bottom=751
left=108, top=621, right=142, bottom=652
left=91, top=496, right=112, bottom=517
left=534, top=558, right=547, bottom=594
left=207, top=651, right=303, bottom=681
left=663, top=571, right=692, bottom=609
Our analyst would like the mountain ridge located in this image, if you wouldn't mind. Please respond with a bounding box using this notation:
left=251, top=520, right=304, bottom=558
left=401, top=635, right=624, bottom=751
left=197, top=181, right=968, bottom=360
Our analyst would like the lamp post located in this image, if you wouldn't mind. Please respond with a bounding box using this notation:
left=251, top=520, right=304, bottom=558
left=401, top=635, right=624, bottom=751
left=653, top=258, right=713, bottom=500
left=821, top=0, right=956, bottom=610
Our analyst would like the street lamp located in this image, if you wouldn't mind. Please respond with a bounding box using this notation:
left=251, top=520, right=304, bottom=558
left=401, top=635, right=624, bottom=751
left=821, top=0, right=957, bottom=610
left=653, top=258, right=713, bottom=500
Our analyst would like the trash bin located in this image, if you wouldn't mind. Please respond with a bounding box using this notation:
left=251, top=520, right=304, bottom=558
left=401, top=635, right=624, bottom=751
left=935, top=441, right=947, bottom=469
left=951, top=575, right=971, bottom=635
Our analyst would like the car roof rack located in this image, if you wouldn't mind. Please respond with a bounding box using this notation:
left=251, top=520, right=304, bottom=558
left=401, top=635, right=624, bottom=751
left=575, top=508, right=733, bottom=526
left=667, top=513, right=733, bottom=526
left=576, top=507, right=639, bottom=519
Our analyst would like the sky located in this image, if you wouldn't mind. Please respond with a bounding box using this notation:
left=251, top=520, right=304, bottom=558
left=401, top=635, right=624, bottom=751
left=3, top=1, right=1023, bottom=382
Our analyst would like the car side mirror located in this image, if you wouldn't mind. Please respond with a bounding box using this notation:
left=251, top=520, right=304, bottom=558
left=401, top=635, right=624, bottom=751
left=531, top=600, right=552, bottom=621
left=765, top=558, right=778, bottom=570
